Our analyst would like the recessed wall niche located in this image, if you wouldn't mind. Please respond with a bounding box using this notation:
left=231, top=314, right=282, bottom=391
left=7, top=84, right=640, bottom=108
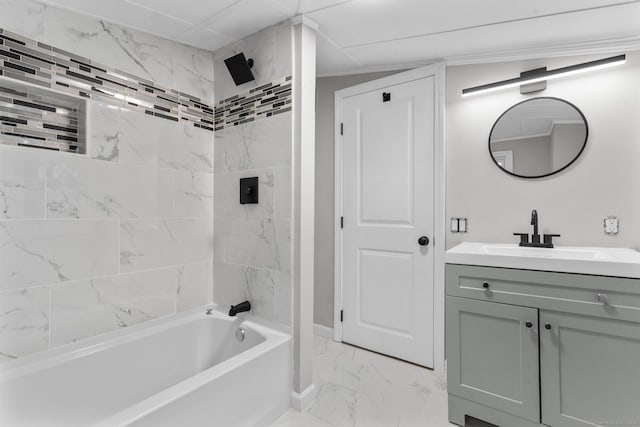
left=0, top=77, right=87, bottom=153
left=0, top=26, right=215, bottom=154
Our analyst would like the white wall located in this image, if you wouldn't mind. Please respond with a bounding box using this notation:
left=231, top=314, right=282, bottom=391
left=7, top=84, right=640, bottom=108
left=314, top=53, right=640, bottom=329
left=447, top=52, right=640, bottom=250
left=314, top=71, right=403, bottom=328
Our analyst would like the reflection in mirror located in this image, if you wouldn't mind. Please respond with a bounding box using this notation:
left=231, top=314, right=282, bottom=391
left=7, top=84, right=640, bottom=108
left=489, top=97, right=588, bottom=178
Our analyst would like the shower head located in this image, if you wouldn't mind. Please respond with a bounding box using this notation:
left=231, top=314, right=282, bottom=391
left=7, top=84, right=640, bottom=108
left=224, top=52, right=255, bottom=86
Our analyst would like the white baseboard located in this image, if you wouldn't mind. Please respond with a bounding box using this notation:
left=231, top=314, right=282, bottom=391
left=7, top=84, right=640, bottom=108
left=313, top=323, right=334, bottom=339
left=290, top=383, right=317, bottom=411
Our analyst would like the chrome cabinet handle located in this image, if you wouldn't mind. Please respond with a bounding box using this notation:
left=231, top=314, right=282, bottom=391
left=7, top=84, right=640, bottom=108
left=482, top=281, right=490, bottom=289
left=544, top=323, right=552, bottom=331
left=525, top=321, right=533, bottom=329
left=596, top=293, right=609, bottom=305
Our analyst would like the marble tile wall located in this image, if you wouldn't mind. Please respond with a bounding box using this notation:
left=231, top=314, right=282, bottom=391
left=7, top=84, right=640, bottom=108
left=0, top=101, right=214, bottom=362
left=212, top=21, right=293, bottom=327
left=213, top=112, right=292, bottom=326
left=213, top=21, right=292, bottom=103
left=0, top=26, right=216, bottom=150
left=0, top=0, right=215, bottom=103
left=0, top=1, right=215, bottom=362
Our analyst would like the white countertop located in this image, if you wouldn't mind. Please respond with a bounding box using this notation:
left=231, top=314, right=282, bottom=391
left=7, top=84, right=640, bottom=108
left=445, top=242, right=640, bottom=278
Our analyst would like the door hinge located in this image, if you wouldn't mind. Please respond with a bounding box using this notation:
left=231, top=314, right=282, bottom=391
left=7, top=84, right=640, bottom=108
left=340, top=216, right=344, bottom=229
left=340, top=310, right=344, bottom=322
left=340, top=123, right=343, bottom=135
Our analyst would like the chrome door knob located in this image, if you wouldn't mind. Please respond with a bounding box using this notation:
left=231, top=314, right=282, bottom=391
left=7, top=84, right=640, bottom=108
left=596, top=293, right=609, bottom=305
left=418, top=236, right=430, bottom=246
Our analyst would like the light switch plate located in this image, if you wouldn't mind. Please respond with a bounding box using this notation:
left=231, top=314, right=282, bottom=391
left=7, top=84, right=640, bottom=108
left=604, top=216, right=619, bottom=235
left=450, top=217, right=468, bottom=233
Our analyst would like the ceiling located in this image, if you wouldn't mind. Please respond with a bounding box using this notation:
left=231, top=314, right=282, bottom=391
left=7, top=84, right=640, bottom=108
left=39, top=0, right=640, bottom=76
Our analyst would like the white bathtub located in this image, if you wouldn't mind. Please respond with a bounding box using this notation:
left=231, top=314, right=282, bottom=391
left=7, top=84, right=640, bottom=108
left=0, top=307, right=291, bottom=427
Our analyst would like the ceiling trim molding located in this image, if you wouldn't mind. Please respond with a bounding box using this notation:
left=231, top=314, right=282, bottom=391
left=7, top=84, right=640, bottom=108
left=317, top=35, right=640, bottom=78
left=291, top=15, right=319, bottom=31
left=444, top=34, right=640, bottom=66
left=317, top=61, right=430, bottom=78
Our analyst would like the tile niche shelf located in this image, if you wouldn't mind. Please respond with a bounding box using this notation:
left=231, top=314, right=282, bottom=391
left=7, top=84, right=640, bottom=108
left=0, top=76, right=87, bottom=154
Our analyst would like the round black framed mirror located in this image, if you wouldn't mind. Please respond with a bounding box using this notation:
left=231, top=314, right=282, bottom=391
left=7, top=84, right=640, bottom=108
left=488, top=97, right=588, bottom=179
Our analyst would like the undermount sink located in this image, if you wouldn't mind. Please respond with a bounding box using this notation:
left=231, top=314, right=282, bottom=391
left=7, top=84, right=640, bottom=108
left=446, top=242, right=640, bottom=278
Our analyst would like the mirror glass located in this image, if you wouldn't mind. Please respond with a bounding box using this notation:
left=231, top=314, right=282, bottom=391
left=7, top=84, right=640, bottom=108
left=489, top=97, right=588, bottom=178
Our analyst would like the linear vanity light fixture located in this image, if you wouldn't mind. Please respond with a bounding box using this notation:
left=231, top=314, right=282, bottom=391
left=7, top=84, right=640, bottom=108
left=461, top=54, right=626, bottom=97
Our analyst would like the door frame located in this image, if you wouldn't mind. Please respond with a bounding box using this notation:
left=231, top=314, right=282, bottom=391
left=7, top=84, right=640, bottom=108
left=333, top=63, right=446, bottom=372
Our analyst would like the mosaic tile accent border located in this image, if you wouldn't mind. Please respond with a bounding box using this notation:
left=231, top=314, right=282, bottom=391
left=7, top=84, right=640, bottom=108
left=0, top=27, right=214, bottom=153
left=0, top=79, right=85, bottom=153
left=214, top=75, right=292, bottom=132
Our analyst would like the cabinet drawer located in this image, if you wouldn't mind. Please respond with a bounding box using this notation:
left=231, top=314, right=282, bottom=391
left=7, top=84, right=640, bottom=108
left=446, top=264, right=640, bottom=322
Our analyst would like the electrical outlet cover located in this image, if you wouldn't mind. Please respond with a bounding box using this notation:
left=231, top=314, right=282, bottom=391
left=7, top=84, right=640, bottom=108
left=604, top=216, right=619, bottom=235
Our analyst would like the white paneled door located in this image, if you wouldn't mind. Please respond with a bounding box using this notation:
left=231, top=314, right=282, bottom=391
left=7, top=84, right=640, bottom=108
left=339, top=72, right=435, bottom=368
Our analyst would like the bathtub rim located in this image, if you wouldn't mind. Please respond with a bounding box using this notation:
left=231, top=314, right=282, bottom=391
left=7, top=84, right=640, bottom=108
left=94, top=324, right=291, bottom=427
left=0, top=305, right=290, bottom=381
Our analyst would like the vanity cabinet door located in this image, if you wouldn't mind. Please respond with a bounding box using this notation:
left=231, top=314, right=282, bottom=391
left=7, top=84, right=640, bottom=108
left=446, top=297, right=540, bottom=422
left=540, top=311, right=640, bottom=427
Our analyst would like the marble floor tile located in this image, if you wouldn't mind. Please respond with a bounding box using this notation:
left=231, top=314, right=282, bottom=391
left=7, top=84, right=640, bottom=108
left=271, top=335, right=457, bottom=427
left=271, top=409, right=333, bottom=427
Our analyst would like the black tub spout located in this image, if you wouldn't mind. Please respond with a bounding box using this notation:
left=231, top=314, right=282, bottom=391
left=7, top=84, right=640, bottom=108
left=229, top=301, right=251, bottom=317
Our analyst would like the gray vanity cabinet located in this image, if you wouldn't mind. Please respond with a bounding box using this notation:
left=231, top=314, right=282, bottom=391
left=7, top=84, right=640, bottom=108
left=446, top=263, right=640, bottom=427
left=446, top=297, right=540, bottom=422
left=540, top=310, right=640, bottom=427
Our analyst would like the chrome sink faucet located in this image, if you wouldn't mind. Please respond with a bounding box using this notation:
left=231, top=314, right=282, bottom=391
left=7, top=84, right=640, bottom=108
left=514, top=210, right=560, bottom=248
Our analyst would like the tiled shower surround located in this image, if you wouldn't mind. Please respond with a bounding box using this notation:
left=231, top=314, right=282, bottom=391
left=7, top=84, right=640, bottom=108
left=0, top=101, right=214, bottom=362
left=213, top=112, right=292, bottom=326
left=214, top=76, right=292, bottom=131
left=0, top=81, right=85, bottom=153
left=212, top=21, right=294, bottom=326
left=0, top=1, right=296, bottom=361
left=0, top=0, right=216, bottom=362
left=0, top=27, right=215, bottom=153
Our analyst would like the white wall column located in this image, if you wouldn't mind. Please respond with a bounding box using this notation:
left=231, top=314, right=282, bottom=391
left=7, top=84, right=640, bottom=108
left=291, top=15, right=318, bottom=410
